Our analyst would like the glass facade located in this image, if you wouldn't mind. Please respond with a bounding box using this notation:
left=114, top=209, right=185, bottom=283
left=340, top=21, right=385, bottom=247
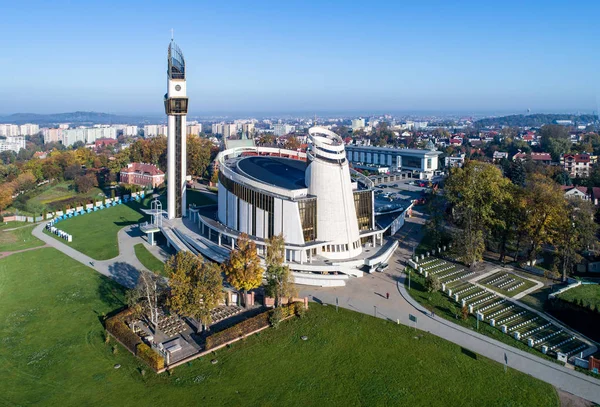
left=402, top=156, right=422, bottom=169
left=298, top=198, right=317, bottom=242
left=354, top=190, right=373, bottom=231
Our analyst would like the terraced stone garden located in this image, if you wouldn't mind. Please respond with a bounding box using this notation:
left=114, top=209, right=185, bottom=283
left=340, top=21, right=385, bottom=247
left=411, top=255, right=592, bottom=361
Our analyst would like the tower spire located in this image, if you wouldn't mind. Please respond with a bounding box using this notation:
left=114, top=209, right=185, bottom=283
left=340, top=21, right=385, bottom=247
left=171, top=28, right=174, bottom=41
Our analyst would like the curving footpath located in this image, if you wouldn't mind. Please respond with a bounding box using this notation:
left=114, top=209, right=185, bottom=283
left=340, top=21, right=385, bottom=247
left=32, top=222, right=147, bottom=288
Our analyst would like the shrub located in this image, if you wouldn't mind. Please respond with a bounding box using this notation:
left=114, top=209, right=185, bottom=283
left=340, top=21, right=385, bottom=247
left=136, top=343, right=165, bottom=371
left=461, top=305, right=469, bottom=321
left=105, top=309, right=141, bottom=353
left=425, top=275, right=441, bottom=293
left=205, top=311, right=270, bottom=350
left=293, top=301, right=307, bottom=318
left=270, top=307, right=284, bottom=329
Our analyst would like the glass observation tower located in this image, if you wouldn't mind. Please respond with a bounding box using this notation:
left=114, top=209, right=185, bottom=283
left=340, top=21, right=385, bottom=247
left=165, top=40, right=188, bottom=219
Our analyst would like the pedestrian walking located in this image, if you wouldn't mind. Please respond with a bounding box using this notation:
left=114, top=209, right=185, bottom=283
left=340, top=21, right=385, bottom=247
left=386, top=292, right=390, bottom=300
left=431, top=310, right=435, bottom=318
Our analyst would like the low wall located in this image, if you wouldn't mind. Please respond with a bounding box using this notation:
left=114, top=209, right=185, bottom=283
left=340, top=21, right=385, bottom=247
left=548, top=281, right=582, bottom=299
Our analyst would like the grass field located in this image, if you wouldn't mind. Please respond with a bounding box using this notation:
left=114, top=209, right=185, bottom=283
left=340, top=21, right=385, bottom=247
left=0, top=224, right=45, bottom=252
left=44, top=203, right=146, bottom=260
left=0, top=248, right=558, bottom=406
left=134, top=243, right=166, bottom=276
left=405, top=270, right=558, bottom=363
left=558, top=284, right=600, bottom=312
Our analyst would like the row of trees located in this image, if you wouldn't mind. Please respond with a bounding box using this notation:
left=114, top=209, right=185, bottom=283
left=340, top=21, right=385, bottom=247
left=443, top=161, right=597, bottom=280
left=128, top=233, right=296, bottom=333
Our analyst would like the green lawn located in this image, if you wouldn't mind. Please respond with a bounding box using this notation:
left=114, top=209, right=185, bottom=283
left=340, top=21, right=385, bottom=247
left=0, top=221, right=30, bottom=230
left=0, top=224, right=45, bottom=252
left=0, top=249, right=558, bottom=406
left=134, top=243, right=166, bottom=276
left=406, top=270, right=558, bottom=363
left=558, top=284, right=600, bottom=313
left=481, top=272, right=538, bottom=298
left=44, top=203, right=146, bottom=260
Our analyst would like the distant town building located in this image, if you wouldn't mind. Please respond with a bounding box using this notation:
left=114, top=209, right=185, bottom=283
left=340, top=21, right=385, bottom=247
left=561, top=185, right=590, bottom=201
left=223, top=123, right=238, bottom=139
left=124, top=125, right=138, bottom=137
left=445, top=154, right=466, bottom=168
left=351, top=118, right=366, bottom=131
left=33, top=151, right=47, bottom=159
left=95, top=138, right=119, bottom=149
left=42, top=128, right=63, bottom=144
left=242, top=123, right=255, bottom=138
left=345, top=145, right=441, bottom=179
left=120, top=163, right=165, bottom=188
left=0, top=136, right=26, bottom=153
left=560, top=153, right=597, bottom=178
left=492, top=151, right=509, bottom=162
left=186, top=123, right=202, bottom=135
left=60, top=127, right=117, bottom=147
left=212, top=123, right=224, bottom=135
left=18, top=124, right=40, bottom=135
left=513, top=152, right=552, bottom=165
left=273, top=123, right=295, bottom=136
left=143, top=125, right=167, bottom=138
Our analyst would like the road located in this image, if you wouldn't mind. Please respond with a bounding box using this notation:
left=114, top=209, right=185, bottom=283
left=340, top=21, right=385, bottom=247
left=32, top=222, right=146, bottom=288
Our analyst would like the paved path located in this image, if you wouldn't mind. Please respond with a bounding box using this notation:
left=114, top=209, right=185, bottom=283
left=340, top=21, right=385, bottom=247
left=0, top=244, right=49, bottom=259
left=32, top=222, right=148, bottom=288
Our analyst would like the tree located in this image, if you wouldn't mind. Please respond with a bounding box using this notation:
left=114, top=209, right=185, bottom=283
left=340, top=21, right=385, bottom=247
left=223, top=233, right=263, bottom=306
left=424, top=194, right=445, bottom=249
left=64, top=164, right=83, bottom=180
left=14, top=172, right=36, bottom=193
left=75, top=173, right=98, bottom=193
left=166, top=251, right=223, bottom=331
left=265, top=234, right=296, bottom=306
left=128, top=269, right=166, bottom=330
left=187, top=135, right=213, bottom=178
left=284, top=136, right=301, bottom=150
left=210, top=169, right=219, bottom=185
left=0, top=183, right=14, bottom=214
left=539, top=124, right=570, bottom=161
left=425, top=275, right=441, bottom=293
left=521, top=174, right=567, bottom=263
left=445, top=161, right=511, bottom=266
left=555, top=200, right=598, bottom=281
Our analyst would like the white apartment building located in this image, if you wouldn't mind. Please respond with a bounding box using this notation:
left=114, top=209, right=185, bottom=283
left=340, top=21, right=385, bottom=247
left=125, top=125, right=138, bottom=137
left=223, top=123, right=238, bottom=139
left=0, top=124, right=20, bottom=137
left=60, top=127, right=117, bottom=147
left=143, top=124, right=167, bottom=138
left=187, top=124, right=202, bottom=135
left=0, top=136, right=26, bottom=152
left=19, top=124, right=40, bottom=135
left=242, top=123, right=255, bottom=137
left=42, top=128, right=63, bottom=144
left=273, top=123, right=295, bottom=136
left=212, top=123, right=224, bottom=135
left=351, top=118, right=366, bottom=131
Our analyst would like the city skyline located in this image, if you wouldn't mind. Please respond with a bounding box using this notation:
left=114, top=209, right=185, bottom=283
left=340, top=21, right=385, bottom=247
left=1, top=0, right=599, bottom=115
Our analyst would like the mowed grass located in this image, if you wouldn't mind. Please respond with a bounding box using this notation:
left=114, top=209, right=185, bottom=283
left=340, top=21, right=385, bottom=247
left=0, top=224, right=45, bottom=252
left=558, top=284, right=600, bottom=311
left=134, top=243, right=166, bottom=276
left=0, top=248, right=558, bottom=406
left=44, top=203, right=146, bottom=260
left=481, top=272, right=538, bottom=298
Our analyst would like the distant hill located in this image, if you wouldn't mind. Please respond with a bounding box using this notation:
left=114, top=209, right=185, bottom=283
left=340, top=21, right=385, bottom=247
left=0, top=111, right=157, bottom=126
left=474, top=114, right=598, bottom=128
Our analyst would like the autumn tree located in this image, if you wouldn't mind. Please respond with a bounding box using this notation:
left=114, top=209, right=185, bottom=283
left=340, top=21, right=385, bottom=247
left=539, top=124, right=570, bottom=161
left=445, top=161, right=511, bottom=266
left=284, top=136, right=301, bottom=150
left=0, top=183, right=14, bottom=214
left=265, top=234, right=296, bottom=306
left=166, top=251, right=223, bottom=331
left=223, top=233, right=263, bottom=307
left=521, top=173, right=567, bottom=263
left=187, top=135, right=213, bottom=178
left=555, top=200, right=598, bottom=281
left=75, top=172, right=98, bottom=193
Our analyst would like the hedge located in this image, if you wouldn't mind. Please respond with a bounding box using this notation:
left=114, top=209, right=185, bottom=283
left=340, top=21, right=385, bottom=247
left=205, top=311, right=270, bottom=350
left=205, top=303, right=305, bottom=350
left=136, top=343, right=165, bottom=371
left=105, top=309, right=141, bottom=353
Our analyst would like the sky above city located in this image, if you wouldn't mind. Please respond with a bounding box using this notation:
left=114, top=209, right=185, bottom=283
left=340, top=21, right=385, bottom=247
left=1, top=0, right=599, bottom=116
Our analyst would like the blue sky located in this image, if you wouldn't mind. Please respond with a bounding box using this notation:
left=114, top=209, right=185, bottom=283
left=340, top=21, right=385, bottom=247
left=0, top=0, right=598, bottom=115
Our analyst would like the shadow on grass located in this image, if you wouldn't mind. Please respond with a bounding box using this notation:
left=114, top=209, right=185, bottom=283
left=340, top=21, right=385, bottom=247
left=107, top=261, right=140, bottom=289
left=461, top=347, right=478, bottom=360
